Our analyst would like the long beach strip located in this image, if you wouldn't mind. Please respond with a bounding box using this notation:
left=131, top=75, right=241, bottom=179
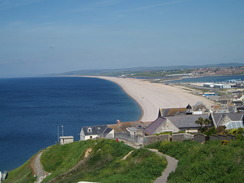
left=92, top=76, right=213, bottom=122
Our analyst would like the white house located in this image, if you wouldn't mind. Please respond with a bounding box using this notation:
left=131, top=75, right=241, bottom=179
left=59, top=136, right=74, bottom=145
left=80, top=125, right=114, bottom=141
left=213, top=84, right=232, bottom=89
left=203, top=83, right=214, bottom=88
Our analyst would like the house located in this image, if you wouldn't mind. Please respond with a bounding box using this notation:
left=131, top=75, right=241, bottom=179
left=108, top=120, right=151, bottom=135
left=232, top=100, right=243, bottom=106
left=203, top=83, right=214, bottom=88
left=158, top=105, right=192, bottom=118
left=144, top=114, right=211, bottom=135
left=59, top=136, right=74, bottom=145
left=192, top=102, right=209, bottom=114
left=80, top=125, right=114, bottom=141
left=237, top=106, right=244, bottom=112
left=107, top=120, right=152, bottom=143
left=213, top=84, right=232, bottom=89
left=210, top=112, right=244, bottom=129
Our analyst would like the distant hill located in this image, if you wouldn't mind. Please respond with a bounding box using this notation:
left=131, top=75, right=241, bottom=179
left=59, top=63, right=244, bottom=76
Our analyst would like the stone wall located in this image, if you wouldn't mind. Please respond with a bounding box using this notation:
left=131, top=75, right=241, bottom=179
left=209, top=134, right=236, bottom=141
left=114, top=133, right=170, bottom=145
left=143, top=135, right=170, bottom=146
left=171, top=133, right=194, bottom=141
left=193, top=133, right=207, bottom=143
left=113, top=132, right=237, bottom=146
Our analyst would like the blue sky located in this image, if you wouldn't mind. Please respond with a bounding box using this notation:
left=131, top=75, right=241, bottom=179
left=0, top=0, right=243, bottom=77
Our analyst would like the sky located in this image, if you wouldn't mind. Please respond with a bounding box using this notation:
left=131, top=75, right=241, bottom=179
left=0, top=0, right=243, bottom=77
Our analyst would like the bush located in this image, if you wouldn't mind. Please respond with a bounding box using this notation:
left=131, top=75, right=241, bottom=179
left=147, top=140, right=244, bottom=183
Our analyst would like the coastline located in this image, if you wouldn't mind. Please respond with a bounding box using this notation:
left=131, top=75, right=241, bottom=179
left=82, top=76, right=214, bottom=122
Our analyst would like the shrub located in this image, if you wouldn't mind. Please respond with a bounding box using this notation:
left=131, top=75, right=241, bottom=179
left=147, top=140, right=244, bottom=183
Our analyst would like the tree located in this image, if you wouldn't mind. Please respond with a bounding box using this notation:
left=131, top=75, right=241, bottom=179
left=195, top=117, right=205, bottom=129
left=195, top=117, right=212, bottom=132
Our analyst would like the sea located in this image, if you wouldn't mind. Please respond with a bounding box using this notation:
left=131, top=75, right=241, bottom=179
left=0, top=77, right=141, bottom=171
left=1, top=75, right=244, bottom=172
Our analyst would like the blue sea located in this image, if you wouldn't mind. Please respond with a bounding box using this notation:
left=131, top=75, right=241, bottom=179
left=0, top=77, right=141, bottom=171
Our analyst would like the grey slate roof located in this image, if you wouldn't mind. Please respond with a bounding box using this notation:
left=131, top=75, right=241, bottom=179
left=144, top=114, right=210, bottom=134
left=211, top=112, right=244, bottom=127
left=82, top=125, right=112, bottom=136
left=144, top=117, right=166, bottom=135
left=167, top=114, right=210, bottom=129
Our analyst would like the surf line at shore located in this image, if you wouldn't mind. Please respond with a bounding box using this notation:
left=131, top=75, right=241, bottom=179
left=81, top=76, right=213, bottom=122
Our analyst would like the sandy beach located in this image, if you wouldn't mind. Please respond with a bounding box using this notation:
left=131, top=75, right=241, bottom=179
left=90, top=76, right=213, bottom=122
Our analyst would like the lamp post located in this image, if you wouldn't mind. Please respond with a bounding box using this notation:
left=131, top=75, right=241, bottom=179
left=57, top=126, right=59, bottom=144
left=61, top=125, right=64, bottom=136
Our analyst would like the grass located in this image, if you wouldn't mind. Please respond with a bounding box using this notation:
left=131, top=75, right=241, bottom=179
left=41, top=139, right=166, bottom=183
left=3, top=158, right=36, bottom=183
left=147, top=139, right=244, bottom=183
left=5, top=139, right=167, bottom=183
left=41, top=140, right=97, bottom=182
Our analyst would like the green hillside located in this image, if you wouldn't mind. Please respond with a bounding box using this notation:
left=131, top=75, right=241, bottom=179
left=147, top=139, right=244, bottom=183
left=5, top=138, right=244, bottom=183
left=4, top=139, right=166, bottom=183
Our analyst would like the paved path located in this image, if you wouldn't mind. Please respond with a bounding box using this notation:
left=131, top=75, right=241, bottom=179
left=32, top=151, right=49, bottom=183
left=121, top=140, right=178, bottom=183
left=149, top=149, right=178, bottom=183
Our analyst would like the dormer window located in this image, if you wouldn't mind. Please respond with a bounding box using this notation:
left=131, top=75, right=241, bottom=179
left=87, top=127, right=92, bottom=133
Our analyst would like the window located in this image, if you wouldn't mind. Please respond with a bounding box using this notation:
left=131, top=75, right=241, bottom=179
left=87, top=127, right=92, bottom=133
left=226, top=121, right=244, bottom=129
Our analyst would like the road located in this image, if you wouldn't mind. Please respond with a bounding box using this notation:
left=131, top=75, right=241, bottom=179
left=32, top=151, right=49, bottom=183
left=121, top=140, right=178, bottom=183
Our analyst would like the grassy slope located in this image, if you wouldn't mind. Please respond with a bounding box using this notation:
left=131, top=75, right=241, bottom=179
left=4, top=158, right=36, bottom=183
left=41, top=139, right=166, bottom=183
left=147, top=140, right=244, bottom=183
left=4, top=139, right=166, bottom=183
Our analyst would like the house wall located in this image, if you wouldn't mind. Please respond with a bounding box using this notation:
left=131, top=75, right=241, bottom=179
left=193, top=111, right=203, bottom=115
left=80, top=130, right=85, bottom=141
left=185, top=129, right=198, bottom=133
left=154, top=119, right=179, bottom=133
left=218, top=115, right=231, bottom=126
left=84, top=135, right=98, bottom=140
left=105, top=129, right=114, bottom=139
left=60, top=138, right=74, bottom=145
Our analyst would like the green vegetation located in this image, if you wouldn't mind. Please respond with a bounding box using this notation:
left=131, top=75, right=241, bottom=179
left=4, top=158, right=36, bottom=183
left=40, top=139, right=166, bottom=183
left=41, top=140, right=97, bottom=182
left=147, top=139, right=244, bottom=183
left=203, top=126, right=244, bottom=139
left=123, top=69, right=193, bottom=78
left=5, top=139, right=166, bottom=183
left=195, top=117, right=212, bottom=132
left=42, top=140, right=166, bottom=183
